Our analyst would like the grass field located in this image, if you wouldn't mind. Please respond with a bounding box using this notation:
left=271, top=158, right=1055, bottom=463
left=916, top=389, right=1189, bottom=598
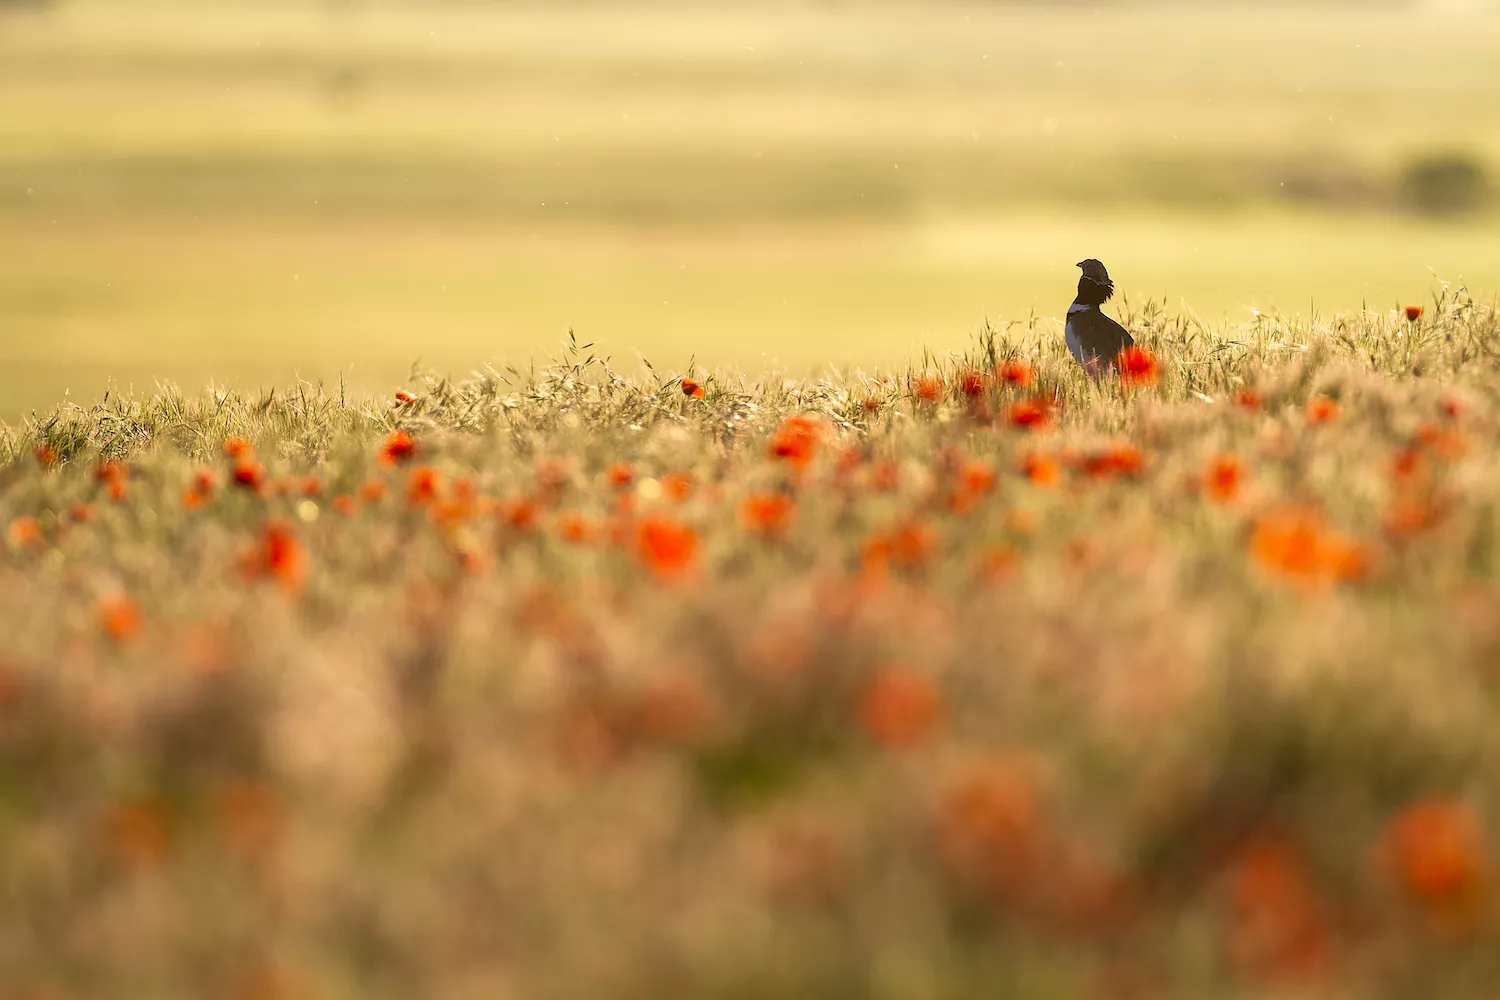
left=4, top=1, right=1500, bottom=415
left=4, top=293, right=1500, bottom=997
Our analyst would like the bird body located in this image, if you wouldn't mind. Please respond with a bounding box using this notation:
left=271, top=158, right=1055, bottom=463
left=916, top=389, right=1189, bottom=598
left=1066, top=259, right=1134, bottom=378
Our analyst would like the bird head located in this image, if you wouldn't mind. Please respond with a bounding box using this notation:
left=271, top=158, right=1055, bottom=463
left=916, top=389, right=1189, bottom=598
left=1076, top=259, right=1112, bottom=286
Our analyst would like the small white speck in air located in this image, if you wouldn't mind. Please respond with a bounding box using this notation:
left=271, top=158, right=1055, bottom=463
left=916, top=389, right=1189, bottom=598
left=297, top=500, right=319, bottom=523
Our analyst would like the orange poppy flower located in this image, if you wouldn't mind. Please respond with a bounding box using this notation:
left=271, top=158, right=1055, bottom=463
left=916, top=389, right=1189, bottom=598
left=861, top=394, right=884, bottom=412
left=69, top=503, right=94, bottom=523
left=627, top=673, right=712, bottom=746
left=406, top=465, right=442, bottom=505
left=331, top=494, right=356, bottom=516
left=662, top=472, right=692, bottom=501
left=870, top=460, right=900, bottom=492
left=681, top=377, right=705, bottom=399
left=1205, top=454, right=1244, bottom=503
left=393, top=389, right=416, bottom=405
left=379, top=429, right=417, bottom=466
left=1116, top=346, right=1159, bottom=388
left=218, top=780, right=281, bottom=862
left=860, top=667, right=942, bottom=747
left=636, top=516, right=699, bottom=579
left=770, top=415, right=821, bottom=469
left=555, top=511, right=595, bottom=543
left=97, top=594, right=142, bottom=642
left=223, top=436, right=253, bottom=459
left=96, top=460, right=128, bottom=502
left=936, top=757, right=1046, bottom=899
left=959, top=369, right=988, bottom=397
left=247, top=520, right=306, bottom=591
left=913, top=373, right=943, bottom=402
left=102, top=796, right=171, bottom=868
left=34, top=443, right=58, bottom=468
left=997, top=358, right=1033, bottom=387
left=740, top=492, right=795, bottom=535
left=1305, top=396, right=1339, bottom=423
left=980, top=545, right=1018, bottom=583
left=1382, top=797, right=1489, bottom=933
left=6, top=516, right=41, bottom=549
left=358, top=479, right=386, bottom=504
left=1250, top=506, right=1366, bottom=584
left=1405, top=305, right=1424, bottom=322
left=1234, top=388, right=1264, bottom=411
left=1008, top=396, right=1051, bottom=429
left=1021, top=452, right=1060, bottom=486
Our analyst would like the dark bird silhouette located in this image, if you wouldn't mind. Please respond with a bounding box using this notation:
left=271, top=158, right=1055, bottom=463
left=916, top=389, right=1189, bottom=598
left=1066, top=259, right=1134, bottom=378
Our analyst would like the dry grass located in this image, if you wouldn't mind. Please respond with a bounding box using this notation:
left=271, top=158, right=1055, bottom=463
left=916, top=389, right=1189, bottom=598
left=4, top=289, right=1500, bottom=998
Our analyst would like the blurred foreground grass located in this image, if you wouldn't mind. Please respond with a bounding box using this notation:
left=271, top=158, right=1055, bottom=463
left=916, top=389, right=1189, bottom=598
left=4, top=293, right=1500, bottom=997
left=3, top=0, right=1500, bottom=415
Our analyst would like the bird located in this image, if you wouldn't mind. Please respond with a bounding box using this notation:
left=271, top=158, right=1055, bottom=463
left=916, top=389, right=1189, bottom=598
left=1065, top=259, right=1134, bottom=378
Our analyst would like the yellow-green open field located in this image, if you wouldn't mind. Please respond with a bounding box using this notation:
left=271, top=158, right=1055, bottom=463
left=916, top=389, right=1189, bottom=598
left=3, top=0, right=1500, bottom=415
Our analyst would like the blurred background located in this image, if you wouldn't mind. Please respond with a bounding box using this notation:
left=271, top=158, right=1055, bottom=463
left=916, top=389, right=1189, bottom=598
left=2, top=0, right=1498, bottom=416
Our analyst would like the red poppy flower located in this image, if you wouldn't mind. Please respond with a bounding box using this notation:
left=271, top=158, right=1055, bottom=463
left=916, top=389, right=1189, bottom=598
left=997, top=358, right=1033, bottom=386
left=861, top=394, right=884, bottom=412
left=331, top=494, right=356, bottom=516
left=636, top=516, right=699, bottom=579
left=358, top=480, right=386, bottom=504
left=681, top=378, right=705, bottom=399
left=1381, top=797, right=1488, bottom=933
left=662, top=472, right=692, bottom=501
left=1204, top=454, right=1244, bottom=503
left=740, top=492, right=795, bottom=535
left=255, top=520, right=306, bottom=591
left=860, top=668, right=942, bottom=747
left=1021, top=452, right=1060, bottom=486
left=1008, top=397, right=1051, bottom=429
left=1116, top=346, right=1159, bottom=388
left=500, top=497, right=539, bottom=531
left=913, top=373, right=943, bottom=402
left=606, top=462, right=634, bottom=488
left=393, top=390, right=416, bottom=405
left=223, top=436, right=253, bottom=459
left=958, top=369, right=988, bottom=397
left=1234, top=387, right=1264, bottom=411
left=406, top=465, right=442, bottom=505
left=231, top=457, right=264, bottom=490
left=1226, top=837, right=1330, bottom=982
left=33, top=443, right=58, bottom=468
left=379, top=430, right=417, bottom=466
left=1305, top=396, right=1339, bottom=423
left=1080, top=442, right=1144, bottom=479
left=1405, top=305, right=1424, bottom=322
left=770, top=415, right=821, bottom=468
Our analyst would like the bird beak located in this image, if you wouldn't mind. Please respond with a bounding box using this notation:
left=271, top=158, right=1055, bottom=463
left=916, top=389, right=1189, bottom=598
left=1074, top=261, right=1084, bottom=269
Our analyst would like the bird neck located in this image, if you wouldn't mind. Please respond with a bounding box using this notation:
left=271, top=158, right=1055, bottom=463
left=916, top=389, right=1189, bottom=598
left=1075, top=277, right=1114, bottom=307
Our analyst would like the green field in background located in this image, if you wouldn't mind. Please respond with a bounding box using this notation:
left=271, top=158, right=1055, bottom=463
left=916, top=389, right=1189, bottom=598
left=3, top=0, right=1499, bottom=416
